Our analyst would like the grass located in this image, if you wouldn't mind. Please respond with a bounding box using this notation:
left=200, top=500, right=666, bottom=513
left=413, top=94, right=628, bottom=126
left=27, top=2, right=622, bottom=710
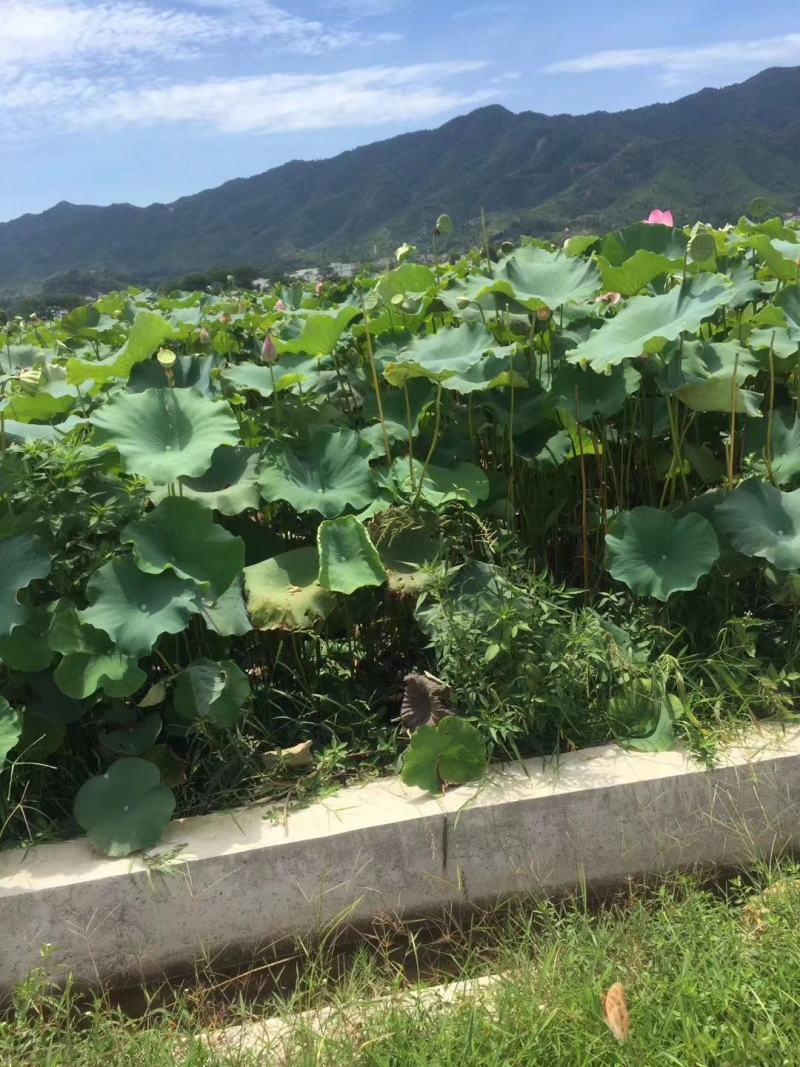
left=5, top=863, right=800, bottom=1065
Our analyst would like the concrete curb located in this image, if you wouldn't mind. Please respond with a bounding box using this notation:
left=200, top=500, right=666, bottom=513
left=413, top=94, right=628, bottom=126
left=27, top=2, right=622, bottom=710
left=2, top=726, right=800, bottom=992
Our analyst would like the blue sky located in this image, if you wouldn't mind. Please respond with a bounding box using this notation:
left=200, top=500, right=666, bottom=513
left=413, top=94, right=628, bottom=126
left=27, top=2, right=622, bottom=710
left=2, top=0, right=800, bottom=222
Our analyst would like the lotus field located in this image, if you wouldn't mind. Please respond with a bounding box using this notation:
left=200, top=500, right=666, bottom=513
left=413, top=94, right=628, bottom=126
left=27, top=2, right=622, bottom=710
left=3, top=211, right=800, bottom=854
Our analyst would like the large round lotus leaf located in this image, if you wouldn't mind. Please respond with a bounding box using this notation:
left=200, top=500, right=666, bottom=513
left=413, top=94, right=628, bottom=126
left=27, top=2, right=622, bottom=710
left=274, top=306, right=361, bottom=356
left=222, top=356, right=327, bottom=398
left=384, top=323, right=493, bottom=387
left=80, top=557, right=202, bottom=658
left=68, top=310, right=175, bottom=387
left=173, top=658, right=250, bottom=728
left=317, top=516, right=387, bottom=594
left=100, top=709, right=162, bottom=756
left=600, top=222, right=687, bottom=266
left=378, top=526, right=442, bottom=595
left=123, top=498, right=244, bottom=598
left=129, top=354, right=219, bottom=395
left=550, top=361, right=641, bottom=420
left=715, top=479, right=800, bottom=570
left=0, top=605, right=54, bottom=672
left=149, top=446, right=261, bottom=515
left=55, top=651, right=146, bottom=700
left=597, top=249, right=674, bottom=296
left=489, top=245, right=601, bottom=309
left=0, top=697, right=21, bottom=764
left=744, top=409, right=800, bottom=486
left=2, top=382, right=79, bottom=424
left=569, top=275, right=733, bottom=372
left=244, top=546, right=335, bottom=630
left=90, top=387, right=239, bottom=485
left=606, top=507, right=720, bottom=601
left=74, top=757, right=175, bottom=857
left=22, top=668, right=88, bottom=725
left=391, top=458, right=490, bottom=508
left=659, top=340, right=762, bottom=416
left=196, top=579, right=253, bottom=637
left=258, top=428, right=375, bottom=518
left=0, top=534, right=50, bottom=638
left=401, top=717, right=486, bottom=795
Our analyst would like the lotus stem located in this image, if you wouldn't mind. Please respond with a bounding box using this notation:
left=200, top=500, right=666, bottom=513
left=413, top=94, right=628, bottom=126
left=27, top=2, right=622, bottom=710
left=363, top=306, right=392, bottom=466
left=765, top=334, right=776, bottom=485
left=727, top=353, right=739, bottom=490
left=413, top=384, right=442, bottom=509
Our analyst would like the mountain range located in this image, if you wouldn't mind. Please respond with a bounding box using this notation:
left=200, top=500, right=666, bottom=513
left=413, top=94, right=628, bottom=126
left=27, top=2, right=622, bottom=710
left=2, top=65, right=800, bottom=295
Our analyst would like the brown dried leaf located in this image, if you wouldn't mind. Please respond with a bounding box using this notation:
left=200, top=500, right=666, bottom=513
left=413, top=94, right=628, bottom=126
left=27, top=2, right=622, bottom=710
left=602, top=981, right=630, bottom=1042
left=400, top=673, right=453, bottom=733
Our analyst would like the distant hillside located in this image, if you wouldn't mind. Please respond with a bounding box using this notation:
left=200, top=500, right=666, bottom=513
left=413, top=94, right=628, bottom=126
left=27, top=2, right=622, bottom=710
left=2, top=66, right=800, bottom=291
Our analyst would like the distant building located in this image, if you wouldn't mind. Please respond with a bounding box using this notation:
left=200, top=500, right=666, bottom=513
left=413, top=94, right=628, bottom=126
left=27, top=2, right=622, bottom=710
left=290, top=267, right=323, bottom=283
left=329, top=262, right=358, bottom=280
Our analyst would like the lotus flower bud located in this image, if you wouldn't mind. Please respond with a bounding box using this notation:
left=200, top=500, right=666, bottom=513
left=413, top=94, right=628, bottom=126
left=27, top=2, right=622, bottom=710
left=315, top=281, right=324, bottom=296
left=536, top=306, right=552, bottom=322
left=261, top=335, right=277, bottom=363
left=644, top=209, right=674, bottom=227
left=198, top=327, right=211, bottom=345
left=596, top=291, right=622, bottom=306
left=275, top=299, right=286, bottom=312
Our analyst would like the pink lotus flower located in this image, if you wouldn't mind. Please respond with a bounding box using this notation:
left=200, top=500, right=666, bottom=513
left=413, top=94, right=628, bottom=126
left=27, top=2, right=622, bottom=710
left=596, top=291, right=622, bottom=305
left=197, top=327, right=211, bottom=345
left=315, top=281, right=324, bottom=296
left=644, top=209, right=674, bottom=227
left=261, top=335, right=277, bottom=363
left=275, top=299, right=286, bottom=312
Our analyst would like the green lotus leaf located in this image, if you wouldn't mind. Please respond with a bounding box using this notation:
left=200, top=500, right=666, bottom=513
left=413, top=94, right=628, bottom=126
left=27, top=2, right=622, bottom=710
left=489, top=245, right=601, bottom=309
left=0, top=697, right=21, bottom=765
left=317, top=516, right=386, bottom=594
left=68, top=310, right=175, bottom=387
left=744, top=409, right=800, bottom=486
left=715, top=479, right=800, bottom=570
left=597, top=250, right=674, bottom=296
left=600, top=222, right=687, bottom=265
left=49, top=596, right=147, bottom=698
left=129, top=353, right=219, bottom=395
left=0, top=416, right=85, bottom=443
left=391, top=458, right=490, bottom=508
left=222, top=355, right=327, bottom=398
left=148, top=446, right=260, bottom=516
left=74, top=757, right=175, bottom=857
left=659, top=340, right=762, bottom=415
left=275, top=306, right=361, bottom=356
left=22, top=669, right=88, bottom=725
left=258, top=428, right=375, bottom=518
left=606, top=507, right=720, bottom=601
left=2, top=382, right=79, bottom=423
left=0, top=606, right=54, bottom=672
left=375, top=263, right=436, bottom=302
left=100, top=710, right=162, bottom=756
left=550, top=361, right=641, bottom=420
left=90, top=387, right=240, bottom=485
left=123, top=498, right=244, bottom=598
left=196, top=579, right=253, bottom=637
left=244, top=546, right=335, bottom=630
left=378, top=526, right=442, bottom=595
left=0, top=534, right=50, bottom=639
left=610, top=681, right=679, bottom=752
left=738, top=234, right=799, bottom=282
left=568, top=276, right=733, bottom=371
left=173, top=658, right=250, bottom=728
left=80, top=557, right=202, bottom=658
left=384, top=323, right=493, bottom=388
left=563, top=234, right=599, bottom=257
left=401, top=717, right=487, bottom=795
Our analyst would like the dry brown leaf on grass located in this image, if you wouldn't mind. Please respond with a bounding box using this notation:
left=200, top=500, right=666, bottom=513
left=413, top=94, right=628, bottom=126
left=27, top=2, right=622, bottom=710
left=602, top=981, right=630, bottom=1042
left=262, top=740, right=314, bottom=769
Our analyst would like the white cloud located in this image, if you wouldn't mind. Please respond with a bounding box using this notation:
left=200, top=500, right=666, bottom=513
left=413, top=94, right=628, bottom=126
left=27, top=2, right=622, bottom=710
left=0, top=0, right=386, bottom=81
left=69, top=62, right=492, bottom=133
left=543, top=33, right=800, bottom=86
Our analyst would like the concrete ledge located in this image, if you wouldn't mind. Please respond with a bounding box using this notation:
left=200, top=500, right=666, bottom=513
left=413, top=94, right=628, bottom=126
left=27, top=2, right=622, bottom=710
left=2, top=726, right=800, bottom=992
